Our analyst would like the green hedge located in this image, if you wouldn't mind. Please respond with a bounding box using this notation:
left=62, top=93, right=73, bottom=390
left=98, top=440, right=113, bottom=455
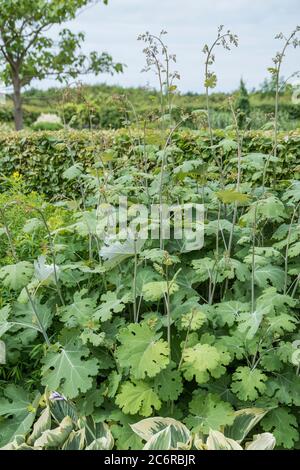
left=0, top=129, right=299, bottom=198
left=255, top=102, right=300, bottom=120
left=0, top=103, right=53, bottom=126
left=1, top=98, right=300, bottom=130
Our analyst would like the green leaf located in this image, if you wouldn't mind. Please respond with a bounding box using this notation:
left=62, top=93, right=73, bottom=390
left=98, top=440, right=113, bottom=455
left=192, top=257, right=249, bottom=283
left=0, top=305, right=11, bottom=338
left=242, top=197, right=286, bottom=224
left=135, top=267, right=160, bottom=297
left=180, top=308, right=207, bottom=331
left=265, top=371, right=300, bottom=406
left=217, top=189, right=249, bottom=204
left=0, top=261, right=33, bottom=291
left=115, top=381, right=161, bottom=417
left=185, top=392, right=235, bottom=434
left=80, top=329, right=105, bottom=346
left=213, top=301, right=250, bottom=327
left=237, top=304, right=271, bottom=339
left=95, top=291, right=128, bottom=322
left=0, top=435, right=29, bottom=450
left=218, top=138, right=238, bottom=152
left=59, top=289, right=96, bottom=328
left=218, top=331, right=249, bottom=360
left=282, top=181, right=300, bottom=203
left=76, top=383, right=104, bottom=416
left=110, top=411, right=143, bottom=450
left=191, top=257, right=215, bottom=282
left=288, top=241, right=300, bottom=258
left=204, top=72, right=217, bottom=89
left=142, top=280, right=179, bottom=302
left=238, top=288, right=298, bottom=337
left=100, top=238, right=144, bottom=269
left=0, top=385, right=40, bottom=447
left=254, top=265, right=285, bottom=290
left=62, top=163, right=83, bottom=180
left=238, top=152, right=274, bottom=170
left=141, top=249, right=179, bottom=265
left=105, top=371, right=122, bottom=399
left=23, top=218, right=44, bottom=234
left=153, top=364, right=183, bottom=401
left=41, top=339, right=99, bottom=399
left=231, top=367, right=267, bottom=401
left=11, top=298, right=53, bottom=338
left=116, top=323, right=169, bottom=379
left=261, top=408, right=299, bottom=449
left=182, top=343, right=231, bottom=384
left=256, top=287, right=296, bottom=310
left=268, top=314, right=297, bottom=335
left=70, top=210, right=98, bottom=236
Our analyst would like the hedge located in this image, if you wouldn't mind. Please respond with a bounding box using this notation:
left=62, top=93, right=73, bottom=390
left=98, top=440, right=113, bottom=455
left=0, top=103, right=53, bottom=126
left=1, top=99, right=300, bottom=130
left=0, top=129, right=299, bottom=198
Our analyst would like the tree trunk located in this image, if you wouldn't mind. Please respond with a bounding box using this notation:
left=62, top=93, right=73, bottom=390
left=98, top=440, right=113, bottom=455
left=12, top=74, right=23, bottom=131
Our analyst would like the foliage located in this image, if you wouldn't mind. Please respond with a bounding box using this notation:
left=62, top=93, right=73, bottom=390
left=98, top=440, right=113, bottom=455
left=0, top=0, right=123, bottom=129
left=0, top=24, right=300, bottom=452
left=0, top=391, right=114, bottom=450
left=236, top=79, right=251, bottom=127
left=1, top=81, right=300, bottom=130
left=130, top=415, right=276, bottom=450
left=0, top=125, right=299, bottom=450
left=0, top=129, right=300, bottom=198
left=33, top=114, right=63, bottom=131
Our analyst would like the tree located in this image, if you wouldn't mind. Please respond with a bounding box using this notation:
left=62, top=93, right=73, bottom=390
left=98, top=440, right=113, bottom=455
left=0, top=0, right=123, bottom=130
left=236, top=78, right=250, bottom=128
left=259, top=76, right=286, bottom=95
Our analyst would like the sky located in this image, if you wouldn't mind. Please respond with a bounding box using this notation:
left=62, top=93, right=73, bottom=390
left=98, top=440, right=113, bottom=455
left=41, top=0, right=300, bottom=93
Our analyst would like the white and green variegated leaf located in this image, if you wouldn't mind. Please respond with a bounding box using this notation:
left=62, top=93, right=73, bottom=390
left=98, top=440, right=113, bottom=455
left=224, top=408, right=270, bottom=443
left=0, top=435, right=28, bottom=450
left=206, top=430, right=243, bottom=450
left=28, top=406, right=52, bottom=446
left=83, top=418, right=114, bottom=450
left=62, top=429, right=86, bottom=450
left=86, top=436, right=114, bottom=450
left=34, top=416, right=73, bottom=449
left=49, top=395, right=78, bottom=423
left=131, top=417, right=191, bottom=446
left=246, top=433, right=276, bottom=450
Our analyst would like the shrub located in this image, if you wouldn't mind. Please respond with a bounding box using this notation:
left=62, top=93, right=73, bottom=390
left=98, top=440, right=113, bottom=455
left=32, top=113, right=63, bottom=131
left=0, top=129, right=299, bottom=198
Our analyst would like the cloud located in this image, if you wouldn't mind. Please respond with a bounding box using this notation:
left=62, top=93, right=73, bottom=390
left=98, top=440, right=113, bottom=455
left=37, top=0, right=300, bottom=93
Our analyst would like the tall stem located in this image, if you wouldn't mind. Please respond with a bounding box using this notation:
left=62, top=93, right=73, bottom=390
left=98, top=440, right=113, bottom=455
left=251, top=204, right=258, bottom=313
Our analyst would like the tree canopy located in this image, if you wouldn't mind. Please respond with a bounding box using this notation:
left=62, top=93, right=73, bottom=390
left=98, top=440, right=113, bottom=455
left=0, top=0, right=123, bottom=129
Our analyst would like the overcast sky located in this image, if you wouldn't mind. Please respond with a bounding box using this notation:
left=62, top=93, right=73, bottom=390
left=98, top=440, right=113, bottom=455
left=42, top=0, right=300, bottom=93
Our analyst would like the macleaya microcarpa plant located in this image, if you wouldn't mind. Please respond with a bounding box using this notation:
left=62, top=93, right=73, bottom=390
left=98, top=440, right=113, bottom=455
left=0, top=27, right=299, bottom=451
